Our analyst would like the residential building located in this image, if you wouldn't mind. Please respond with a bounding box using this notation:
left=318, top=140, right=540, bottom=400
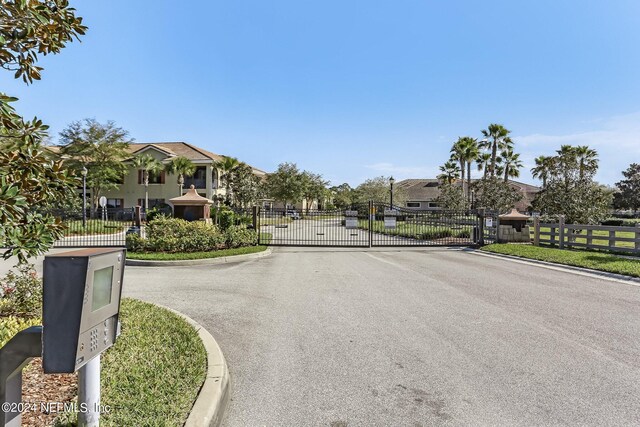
left=396, top=178, right=540, bottom=212
left=50, top=141, right=266, bottom=209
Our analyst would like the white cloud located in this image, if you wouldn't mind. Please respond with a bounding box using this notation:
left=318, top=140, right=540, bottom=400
left=515, top=111, right=640, bottom=185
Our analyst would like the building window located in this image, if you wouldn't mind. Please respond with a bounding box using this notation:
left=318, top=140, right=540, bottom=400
left=406, top=202, right=421, bottom=208
left=428, top=202, right=439, bottom=208
left=184, top=167, right=207, bottom=189
left=138, top=170, right=165, bottom=184
left=107, top=199, right=124, bottom=208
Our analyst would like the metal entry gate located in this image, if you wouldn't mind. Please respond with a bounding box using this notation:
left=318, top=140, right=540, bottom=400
left=258, top=202, right=498, bottom=247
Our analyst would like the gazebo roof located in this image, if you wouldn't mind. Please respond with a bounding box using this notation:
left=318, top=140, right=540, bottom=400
left=499, top=208, right=529, bottom=220
left=169, top=185, right=214, bottom=206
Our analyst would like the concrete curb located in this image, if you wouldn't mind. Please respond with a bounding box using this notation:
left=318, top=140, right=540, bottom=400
left=125, top=248, right=271, bottom=267
left=467, top=248, right=640, bottom=286
left=153, top=304, right=230, bottom=427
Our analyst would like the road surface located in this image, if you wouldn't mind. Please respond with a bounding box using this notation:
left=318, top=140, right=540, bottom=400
left=121, top=247, right=640, bottom=426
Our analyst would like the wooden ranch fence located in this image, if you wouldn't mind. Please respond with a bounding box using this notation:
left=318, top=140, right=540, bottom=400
left=532, top=216, right=640, bottom=255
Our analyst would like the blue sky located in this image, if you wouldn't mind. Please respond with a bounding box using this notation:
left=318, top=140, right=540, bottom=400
left=4, top=0, right=640, bottom=186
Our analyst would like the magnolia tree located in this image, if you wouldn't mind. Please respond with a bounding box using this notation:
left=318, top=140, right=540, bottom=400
left=0, top=1, right=87, bottom=262
left=354, top=176, right=407, bottom=206
left=613, top=163, right=640, bottom=214
left=59, top=119, right=133, bottom=211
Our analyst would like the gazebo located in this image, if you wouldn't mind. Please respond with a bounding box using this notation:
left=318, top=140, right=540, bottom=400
left=498, top=208, right=531, bottom=242
left=168, top=185, right=214, bottom=222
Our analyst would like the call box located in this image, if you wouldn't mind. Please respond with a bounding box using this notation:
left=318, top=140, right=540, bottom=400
left=42, top=248, right=125, bottom=373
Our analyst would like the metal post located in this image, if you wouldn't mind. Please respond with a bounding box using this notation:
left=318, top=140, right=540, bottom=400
left=368, top=200, right=373, bottom=248
left=78, top=356, right=100, bottom=427
left=478, top=208, right=485, bottom=246
left=252, top=206, right=259, bottom=243
left=82, top=170, right=87, bottom=228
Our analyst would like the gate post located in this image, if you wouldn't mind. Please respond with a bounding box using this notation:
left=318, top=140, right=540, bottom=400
left=533, top=216, right=540, bottom=246
left=134, top=206, right=142, bottom=228
left=558, top=215, right=565, bottom=250
left=252, top=206, right=259, bottom=244
left=368, top=200, right=373, bottom=248
left=477, top=208, right=485, bottom=246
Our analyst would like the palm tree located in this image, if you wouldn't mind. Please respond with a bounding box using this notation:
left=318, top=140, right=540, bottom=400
left=499, top=147, right=523, bottom=182
left=531, top=155, right=555, bottom=188
left=438, top=161, right=461, bottom=185
left=480, top=124, right=511, bottom=177
left=574, top=145, right=598, bottom=180
left=476, top=152, right=492, bottom=179
left=215, top=156, right=240, bottom=204
left=131, top=153, right=164, bottom=211
left=450, top=139, right=467, bottom=193
left=165, top=156, right=196, bottom=196
left=460, top=137, right=480, bottom=205
left=556, top=145, right=578, bottom=188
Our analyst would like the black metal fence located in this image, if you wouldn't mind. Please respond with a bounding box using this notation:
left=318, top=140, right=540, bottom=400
left=52, top=208, right=136, bottom=248
left=48, top=204, right=498, bottom=249
left=258, top=202, right=497, bottom=247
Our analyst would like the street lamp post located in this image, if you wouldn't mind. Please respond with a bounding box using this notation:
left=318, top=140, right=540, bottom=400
left=81, top=166, right=88, bottom=228
left=389, top=176, right=395, bottom=208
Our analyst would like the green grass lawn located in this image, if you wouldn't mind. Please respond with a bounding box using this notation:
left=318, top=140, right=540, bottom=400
left=481, top=243, right=640, bottom=278
left=127, top=245, right=268, bottom=260
left=55, top=298, right=207, bottom=426
left=63, top=219, right=129, bottom=235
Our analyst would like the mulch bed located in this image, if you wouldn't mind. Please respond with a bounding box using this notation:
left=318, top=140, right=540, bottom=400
left=21, top=358, right=77, bottom=426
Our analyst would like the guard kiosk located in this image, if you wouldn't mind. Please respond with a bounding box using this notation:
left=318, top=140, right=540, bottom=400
left=0, top=248, right=125, bottom=427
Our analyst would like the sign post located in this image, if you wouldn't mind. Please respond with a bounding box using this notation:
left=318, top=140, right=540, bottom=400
left=99, top=196, right=107, bottom=222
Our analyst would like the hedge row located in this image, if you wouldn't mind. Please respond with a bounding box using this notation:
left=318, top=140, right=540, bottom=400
left=126, top=217, right=258, bottom=253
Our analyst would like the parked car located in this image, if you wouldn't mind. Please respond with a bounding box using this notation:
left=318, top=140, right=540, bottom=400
left=284, top=210, right=300, bottom=220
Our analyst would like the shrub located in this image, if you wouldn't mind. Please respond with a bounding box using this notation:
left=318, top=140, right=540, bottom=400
left=218, top=209, right=235, bottom=231
left=0, top=316, right=42, bottom=347
left=225, top=225, right=258, bottom=248
left=455, top=228, right=471, bottom=238
left=0, top=263, right=42, bottom=318
left=140, top=217, right=226, bottom=253
left=126, top=233, right=147, bottom=252
left=418, top=228, right=453, bottom=240
left=146, top=204, right=172, bottom=222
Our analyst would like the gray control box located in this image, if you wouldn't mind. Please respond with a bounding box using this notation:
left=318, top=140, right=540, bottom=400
left=42, top=248, right=125, bottom=373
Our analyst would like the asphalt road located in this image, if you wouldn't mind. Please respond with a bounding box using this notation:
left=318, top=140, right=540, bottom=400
left=121, top=248, right=640, bottom=426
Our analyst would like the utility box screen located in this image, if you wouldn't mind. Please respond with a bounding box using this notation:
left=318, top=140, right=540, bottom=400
left=92, top=266, right=113, bottom=311
left=42, top=248, right=125, bottom=374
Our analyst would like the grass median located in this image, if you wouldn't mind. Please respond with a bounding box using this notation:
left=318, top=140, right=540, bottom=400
left=481, top=243, right=640, bottom=278
left=55, top=298, right=207, bottom=426
left=127, top=245, right=268, bottom=261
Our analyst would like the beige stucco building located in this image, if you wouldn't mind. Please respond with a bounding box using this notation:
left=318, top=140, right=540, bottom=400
left=93, top=142, right=265, bottom=209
